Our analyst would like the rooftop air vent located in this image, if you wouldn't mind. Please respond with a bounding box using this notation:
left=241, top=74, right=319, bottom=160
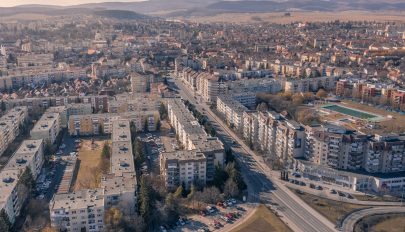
left=3, top=177, right=14, bottom=183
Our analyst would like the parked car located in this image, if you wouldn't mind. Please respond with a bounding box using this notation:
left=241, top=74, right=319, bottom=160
left=315, top=185, right=323, bottom=190
left=330, top=189, right=337, bottom=194
left=236, top=206, right=246, bottom=212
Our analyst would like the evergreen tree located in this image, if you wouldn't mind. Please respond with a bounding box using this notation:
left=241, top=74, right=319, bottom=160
left=139, top=176, right=153, bottom=223
left=19, top=167, right=35, bottom=191
left=0, top=209, right=11, bottom=232
left=130, top=121, right=137, bottom=142
left=156, top=119, right=161, bottom=131
left=159, top=103, right=167, bottom=120
left=1, top=101, right=6, bottom=112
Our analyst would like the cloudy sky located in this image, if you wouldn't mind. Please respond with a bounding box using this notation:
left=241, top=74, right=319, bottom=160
left=0, top=0, right=146, bottom=7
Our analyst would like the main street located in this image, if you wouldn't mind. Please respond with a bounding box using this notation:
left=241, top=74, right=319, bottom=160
left=171, top=77, right=337, bottom=232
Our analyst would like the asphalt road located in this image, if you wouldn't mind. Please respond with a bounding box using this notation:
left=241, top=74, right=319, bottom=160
left=341, top=206, right=405, bottom=232
left=171, top=77, right=337, bottom=232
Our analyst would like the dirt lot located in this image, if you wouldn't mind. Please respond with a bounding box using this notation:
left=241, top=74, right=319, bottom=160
left=187, top=11, right=405, bottom=24
left=73, top=139, right=109, bottom=190
left=294, top=190, right=367, bottom=224
left=231, top=205, right=292, bottom=232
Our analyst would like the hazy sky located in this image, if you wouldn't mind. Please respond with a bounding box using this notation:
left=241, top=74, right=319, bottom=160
left=0, top=0, right=146, bottom=7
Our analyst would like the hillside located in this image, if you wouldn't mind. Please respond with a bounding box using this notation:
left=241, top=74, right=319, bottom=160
left=1, top=0, right=405, bottom=18
left=94, top=10, right=150, bottom=20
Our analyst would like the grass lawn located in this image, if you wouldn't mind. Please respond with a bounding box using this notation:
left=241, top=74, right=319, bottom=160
left=353, top=194, right=403, bottom=202
left=73, top=139, right=109, bottom=190
left=293, top=190, right=367, bottom=224
left=372, top=214, right=405, bottom=232
left=231, top=205, right=292, bottom=232
left=355, top=214, right=405, bottom=232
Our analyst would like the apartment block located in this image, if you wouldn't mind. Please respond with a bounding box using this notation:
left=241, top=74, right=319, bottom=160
left=5, top=95, right=108, bottom=115
left=31, top=111, right=61, bottom=144
left=257, top=111, right=281, bottom=153
left=242, top=111, right=259, bottom=145
left=108, top=93, right=161, bottom=113
left=50, top=120, right=137, bottom=231
left=68, top=110, right=158, bottom=136
left=50, top=189, right=105, bottom=232
left=216, top=95, right=248, bottom=131
left=0, top=139, right=44, bottom=224
left=167, top=99, right=224, bottom=185
left=284, top=76, right=338, bottom=94
left=131, top=72, right=150, bottom=93
left=0, top=106, right=28, bottom=157
left=17, top=53, right=54, bottom=67
left=4, top=139, right=44, bottom=179
left=305, top=125, right=368, bottom=170
left=365, top=134, right=405, bottom=173
left=227, top=78, right=282, bottom=95
left=102, top=120, right=136, bottom=214
left=195, top=72, right=227, bottom=104
left=275, top=120, right=305, bottom=161
left=160, top=151, right=207, bottom=190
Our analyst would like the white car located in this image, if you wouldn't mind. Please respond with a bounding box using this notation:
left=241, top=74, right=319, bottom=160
left=60, top=144, right=66, bottom=149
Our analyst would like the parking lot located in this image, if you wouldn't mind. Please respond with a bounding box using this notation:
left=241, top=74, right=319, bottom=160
left=139, top=120, right=178, bottom=175
left=159, top=199, right=255, bottom=232
left=285, top=173, right=357, bottom=202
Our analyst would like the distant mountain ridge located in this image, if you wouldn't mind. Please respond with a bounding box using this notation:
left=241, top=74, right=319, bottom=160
left=1, top=0, right=405, bottom=18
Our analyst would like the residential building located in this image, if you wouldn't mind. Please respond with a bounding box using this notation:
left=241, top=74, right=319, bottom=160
left=167, top=99, right=224, bottom=184
left=365, top=134, right=405, bottom=173
left=216, top=95, right=248, bottom=131
left=31, top=111, right=61, bottom=144
left=0, top=139, right=44, bottom=224
left=50, top=189, right=105, bottom=232
left=275, top=120, right=305, bottom=161
left=284, top=76, right=338, bottom=94
left=160, top=151, right=207, bottom=190
left=0, top=107, right=28, bottom=157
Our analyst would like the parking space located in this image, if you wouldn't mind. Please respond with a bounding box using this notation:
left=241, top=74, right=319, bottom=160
left=286, top=176, right=356, bottom=201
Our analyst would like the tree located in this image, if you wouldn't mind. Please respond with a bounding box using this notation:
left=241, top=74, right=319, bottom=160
left=200, top=187, right=223, bottom=204
left=292, top=94, right=305, bottom=105
left=44, top=143, right=52, bottom=157
left=143, top=119, right=149, bottom=132
left=316, top=89, right=328, bottom=99
left=174, top=185, right=184, bottom=198
left=19, top=167, right=35, bottom=192
left=133, top=139, right=145, bottom=170
left=224, top=179, right=239, bottom=198
left=159, top=103, right=167, bottom=120
left=139, top=176, right=153, bottom=223
left=101, top=142, right=111, bottom=159
left=256, top=102, right=268, bottom=111
left=0, top=101, right=6, bottom=112
left=130, top=121, right=137, bottom=142
left=162, top=193, right=179, bottom=226
left=156, top=119, right=161, bottom=131
left=0, top=209, right=11, bottom=232
left=213, top=166, right=228, bottom=191
left=104, top=208, right=123, bottom=231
